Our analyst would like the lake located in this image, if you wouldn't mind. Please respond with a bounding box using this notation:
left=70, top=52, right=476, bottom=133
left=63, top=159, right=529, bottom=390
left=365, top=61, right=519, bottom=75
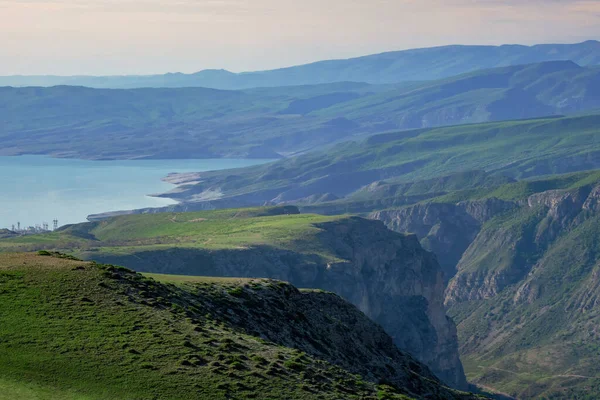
left=0, top=156, right=272, bottom=229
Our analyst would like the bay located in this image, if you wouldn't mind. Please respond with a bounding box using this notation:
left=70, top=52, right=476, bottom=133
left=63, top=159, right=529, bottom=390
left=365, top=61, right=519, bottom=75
left=0, top=156, right=272, bottom=229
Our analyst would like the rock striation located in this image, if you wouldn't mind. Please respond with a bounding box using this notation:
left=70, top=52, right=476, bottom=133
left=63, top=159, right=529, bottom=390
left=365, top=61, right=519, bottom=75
left=372, top=180, right=600, bottom=397
left=371, top=198, right=517, bottom=280
left=446, top=185, right=600, bottom=305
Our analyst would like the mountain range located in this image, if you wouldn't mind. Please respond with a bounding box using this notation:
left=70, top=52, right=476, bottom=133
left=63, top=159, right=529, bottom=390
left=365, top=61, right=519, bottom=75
left=2, top=60, right=600, bottom=160
left=2, top=40, right=600, bottom=89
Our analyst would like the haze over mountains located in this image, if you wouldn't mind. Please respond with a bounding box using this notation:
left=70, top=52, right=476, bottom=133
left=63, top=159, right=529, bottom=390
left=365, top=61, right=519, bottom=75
left=2, top=40, right=600, bottom=89
left=2, top=59, right=600, bottom=160
left=5, top=38, right=600, bottom=400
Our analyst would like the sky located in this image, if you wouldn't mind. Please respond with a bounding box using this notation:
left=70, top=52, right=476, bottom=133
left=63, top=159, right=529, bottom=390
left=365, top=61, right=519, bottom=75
left=2, top=0, right=600, bottom=75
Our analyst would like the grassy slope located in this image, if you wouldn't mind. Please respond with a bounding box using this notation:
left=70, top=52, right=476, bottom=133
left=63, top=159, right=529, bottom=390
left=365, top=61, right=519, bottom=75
left=429, top=169, right=600, bottom=204
left=161, top=113, right=600, bottom=213
left=0, top=207, right=346, bottom=262
left=2, top=62, right=600, bottom=160
left=1, top=252, right=480, bottom=400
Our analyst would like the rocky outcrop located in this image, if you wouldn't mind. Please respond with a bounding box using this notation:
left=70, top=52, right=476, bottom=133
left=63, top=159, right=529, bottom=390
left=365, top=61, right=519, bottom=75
left=370, top=187, right=600, bottom=306
left=371, top=198, right=517, bottom=280
left=447, top=184, right=600, bottom=305
left=86, top=217, right=468, bottom=389
left=444, top=184, right=600, bottom=398
left=187, top=280, right=470, bottom=398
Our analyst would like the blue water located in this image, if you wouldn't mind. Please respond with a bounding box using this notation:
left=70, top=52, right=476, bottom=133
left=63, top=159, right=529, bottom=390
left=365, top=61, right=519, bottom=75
left=0, top=156, right=272, bottom=229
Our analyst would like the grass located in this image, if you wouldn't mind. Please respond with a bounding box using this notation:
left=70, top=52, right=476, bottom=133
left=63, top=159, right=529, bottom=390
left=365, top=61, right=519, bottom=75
left=0, top=252, right=474, bottom=400
left=144, top=273, right=254, bottom=285
left=0, top=377, right=89, bottom=400
left=0, top=207, right=347, bottom=265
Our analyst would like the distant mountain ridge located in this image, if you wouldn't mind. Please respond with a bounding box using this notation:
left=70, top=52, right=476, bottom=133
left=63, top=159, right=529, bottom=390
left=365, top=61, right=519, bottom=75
left=2, top=61, right=600, bottom=160
left=2, top=40, right=600, bottom=89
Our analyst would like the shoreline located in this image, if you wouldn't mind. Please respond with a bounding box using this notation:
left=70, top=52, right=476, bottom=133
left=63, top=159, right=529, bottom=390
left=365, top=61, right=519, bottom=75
left=0, top=156, right=274, bottom=227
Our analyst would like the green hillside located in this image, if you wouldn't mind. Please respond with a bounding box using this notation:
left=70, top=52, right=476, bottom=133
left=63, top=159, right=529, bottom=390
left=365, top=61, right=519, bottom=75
left=136, top=113, right=600, bottom=219
left=0, top=252, right=481, bottom=400
left=2, top=61, right=600, bottom=161
left=0, top=207, right=473, bottom=390
left=0, top=206, right=344, bottom=261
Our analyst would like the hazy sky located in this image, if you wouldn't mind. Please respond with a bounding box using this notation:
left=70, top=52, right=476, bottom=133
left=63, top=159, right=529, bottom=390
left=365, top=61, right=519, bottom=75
left=2, top=0, right=600, bottom=75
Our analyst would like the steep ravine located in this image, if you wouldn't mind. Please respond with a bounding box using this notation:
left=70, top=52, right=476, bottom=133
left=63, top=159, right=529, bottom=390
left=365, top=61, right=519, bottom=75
left=81, top=217, right=469, bottom=389
left=446, top=185, right=599, bottom=305
left=370, top=198, right=517, bottom=281
left=370, top=186, right=600, bottom=304
left=371, top=181, right=600, bottom=397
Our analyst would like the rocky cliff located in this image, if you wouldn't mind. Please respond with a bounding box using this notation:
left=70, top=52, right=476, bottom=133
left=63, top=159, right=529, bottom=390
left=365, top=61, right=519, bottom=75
left=447, top=183, right=600, bottom=397
left=70, top=216, right=468, bottom=389
left=446, top=185, right=598, bottom=305
left=372, top=177, right=600, bottom=397
left=371, top=198, right=517, bottom=280
left=0, top=252, right=480, bottom=399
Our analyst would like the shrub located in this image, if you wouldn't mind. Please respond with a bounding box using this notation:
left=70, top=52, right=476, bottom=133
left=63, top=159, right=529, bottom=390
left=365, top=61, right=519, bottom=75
left=284, top=360, right=305, bottom=371
left=228, top=287, right=244, bottom=297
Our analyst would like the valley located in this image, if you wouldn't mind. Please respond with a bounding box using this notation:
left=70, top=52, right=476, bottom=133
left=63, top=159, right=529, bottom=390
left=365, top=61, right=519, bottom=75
left=4, top=36, right=600, bottom=400
left=371, top=170, right=600, bottom=398
left=9, top=169, right=600, bottom=398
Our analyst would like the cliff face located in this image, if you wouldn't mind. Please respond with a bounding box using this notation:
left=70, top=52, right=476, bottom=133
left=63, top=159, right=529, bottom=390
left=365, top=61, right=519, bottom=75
left=447, top=185, right=600, bottom=398
left=371, top=186, right=600, bottom=306
left=0, top=253, right=479, bottom=400
left=309, top=219, right=467, bottom=389
left=371, top=181, right=600, bottom=397
left=447, top=185, right=598, bottom=305
left=193, top=279, right=467, bottom=398
left=371, top=199, right=517, bottom=280
left=88, top=217, right=468, bottom=389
